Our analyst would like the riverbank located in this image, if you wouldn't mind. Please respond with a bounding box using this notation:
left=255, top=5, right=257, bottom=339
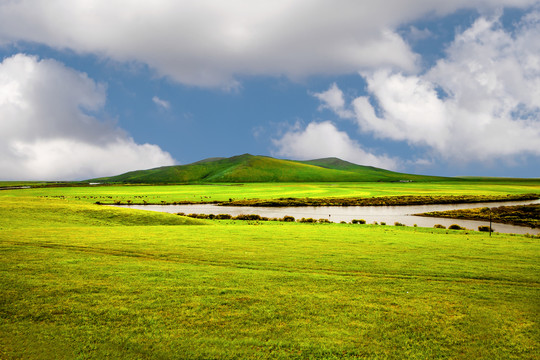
left=96, top=193, right=540, bottom=206
left=420, top=204, right=540, bottom=229
left=113, top=198, right=540, bottom=235
left=223, top=193, right=540, bottom=207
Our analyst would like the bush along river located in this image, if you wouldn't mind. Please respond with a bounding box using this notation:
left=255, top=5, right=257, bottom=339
left=112, top=198, right=540, bottom=235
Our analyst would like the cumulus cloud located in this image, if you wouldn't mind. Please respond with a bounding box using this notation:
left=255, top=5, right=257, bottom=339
left=0, top=0, right=536, bottom=87
left=312, top=83, right=354, bottom=119
left=0, top=54, right=175, bottom=180
left=320, top=13, right=540, bottom=163
left=353, top=71, right=450, bottom=149
left=272, top=121, right=398, bottom=170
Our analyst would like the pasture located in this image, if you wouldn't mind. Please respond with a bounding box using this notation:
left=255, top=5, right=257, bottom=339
left=6, top=179, right=540, bottom=204
left=0, top=182, right=539, bottom=359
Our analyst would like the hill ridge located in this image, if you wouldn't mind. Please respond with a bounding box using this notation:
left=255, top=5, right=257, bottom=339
left=89, top=154, right=450, bottom=183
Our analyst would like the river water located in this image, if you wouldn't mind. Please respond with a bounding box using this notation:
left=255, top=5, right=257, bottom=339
left=114, top=199, right=540, bottom=235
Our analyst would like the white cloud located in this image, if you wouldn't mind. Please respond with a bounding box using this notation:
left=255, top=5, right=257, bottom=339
left=353, top=70, right=450, bottom=149
left=0, top=0, right=536, bottom=87
left=152, top=96, right=170, bottom=110
left=321, top=13, right=540, bottom=163
left=0, top=54, right=175, bottom=180
left=407, top=26, right=433, bottom=41
left=272, top=121, right=398, bottom=170
left=312, top=83, right=354, bottom=119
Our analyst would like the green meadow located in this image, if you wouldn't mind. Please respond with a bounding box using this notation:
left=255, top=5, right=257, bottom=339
left=7, top=179, right=540, bottom=204
left=1, top=182, right=539, bottom=359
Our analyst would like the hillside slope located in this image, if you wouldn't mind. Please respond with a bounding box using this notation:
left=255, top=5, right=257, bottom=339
left=298, top=157, right=445, bottom=182
left=90, top=154, right=448, bottom=183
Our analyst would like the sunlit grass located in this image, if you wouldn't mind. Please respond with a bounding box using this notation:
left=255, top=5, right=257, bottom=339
left=1, top=190, right=539, bottom=359
left=2, top=223, right=539, bottom=359
left=2, top=180, right=539, bottom=205
left=0, top=196, right=205, bottom=229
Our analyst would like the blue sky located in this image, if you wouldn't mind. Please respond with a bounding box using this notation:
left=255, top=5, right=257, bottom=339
left=0, top=1, right=539, bottom=180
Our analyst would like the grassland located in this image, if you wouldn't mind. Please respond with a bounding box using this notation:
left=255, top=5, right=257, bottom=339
left=5, top=179, right=540, bottom=205
left=1, top=182, right=539, bottom=359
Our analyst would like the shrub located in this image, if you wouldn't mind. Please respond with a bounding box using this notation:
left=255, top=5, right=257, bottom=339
left=318, top=218, right=331, bottom=223
left=234, top=214, right=262, bottom=221
left=282, top=216, right=295, bottom=222
left=478, top=225, right=494, bottom=232
left=434, top=224, right=446, bottom=229
left=380, top=222, right=386, bottom=226
left=299, top=218, right=316, bottom=223
left=215, top=214, right=232, bottom=219
left=352, top=219, right=366, bottom=224
left=449, top=224, right=465, bottom=230
left=394, top=222, right=405, bottom=227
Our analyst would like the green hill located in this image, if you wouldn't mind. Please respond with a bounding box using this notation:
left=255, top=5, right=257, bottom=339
left=298, top=157, right=445, bottom=182
left=90, top=154, right=450, bottom=184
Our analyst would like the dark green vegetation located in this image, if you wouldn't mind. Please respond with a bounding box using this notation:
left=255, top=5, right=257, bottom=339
left=0, top=181, right=83, bottom=189
left=224, top=193, right=539, bottom=207
left=422, top=204, right=540, bottom=229
left=181, top=213, right=333, bottom=224
left=90, top=154, right=450, bottom=183
left=1, top=182, right=539, bottom=359
left=0, top=181, right=55, bottom=190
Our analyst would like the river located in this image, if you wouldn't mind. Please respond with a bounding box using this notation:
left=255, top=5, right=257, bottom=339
left=113, top=199, right=540, bottom=235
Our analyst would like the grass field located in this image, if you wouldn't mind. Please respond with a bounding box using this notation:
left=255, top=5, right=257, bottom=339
left=3, top=179, right=540, bottom=205
left=1, top=183, right=539, bottom=359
